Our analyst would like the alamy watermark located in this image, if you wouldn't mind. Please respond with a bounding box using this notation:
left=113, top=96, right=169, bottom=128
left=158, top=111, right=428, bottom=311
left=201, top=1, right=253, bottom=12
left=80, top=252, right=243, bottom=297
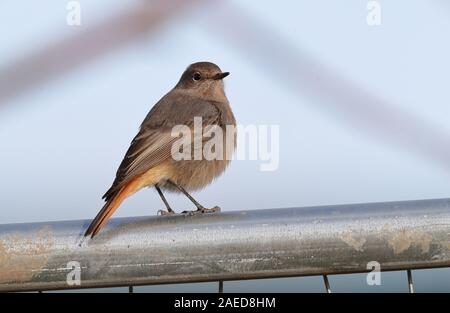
left=66, top=261, right=81, bottom=286
left=66, top=1, right=81, bottom=26
left=170, top=117, right=280, bottom=171
left=366, top=1, right=381, bottom=26
left=366, top=261, right=381, bottom=286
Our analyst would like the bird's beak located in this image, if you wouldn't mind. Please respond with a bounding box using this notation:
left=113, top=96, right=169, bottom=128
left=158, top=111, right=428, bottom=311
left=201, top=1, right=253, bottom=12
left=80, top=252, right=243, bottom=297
left=214, top=72, right=230, bottom=80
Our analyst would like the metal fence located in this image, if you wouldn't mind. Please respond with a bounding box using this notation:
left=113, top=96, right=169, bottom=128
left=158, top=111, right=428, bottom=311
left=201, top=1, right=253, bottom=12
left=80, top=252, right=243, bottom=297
left=1, top=198, right=450, bottom=293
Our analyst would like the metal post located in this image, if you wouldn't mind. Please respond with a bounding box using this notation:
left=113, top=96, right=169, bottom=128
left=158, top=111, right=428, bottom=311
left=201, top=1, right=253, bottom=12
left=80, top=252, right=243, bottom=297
left=1, top=198, right=450, bottom=292
left=407, top=270, right=414, bottom=293
left=323, top=275, right=331, bottom=293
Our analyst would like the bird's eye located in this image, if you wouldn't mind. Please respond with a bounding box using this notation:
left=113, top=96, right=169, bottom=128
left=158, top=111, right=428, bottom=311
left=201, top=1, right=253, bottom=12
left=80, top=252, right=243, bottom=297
left=193, top=72, right=202, bottom=81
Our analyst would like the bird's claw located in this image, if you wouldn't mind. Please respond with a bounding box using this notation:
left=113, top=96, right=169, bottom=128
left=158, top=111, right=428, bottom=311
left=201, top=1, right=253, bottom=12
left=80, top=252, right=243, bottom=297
left=158, top=209, right=176, bottom=216
left=182, top=206, right=221, bottom=215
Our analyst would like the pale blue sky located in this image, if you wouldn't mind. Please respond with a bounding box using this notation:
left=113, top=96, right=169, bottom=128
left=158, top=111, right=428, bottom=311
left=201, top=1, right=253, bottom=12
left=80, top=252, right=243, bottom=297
left=1, top=0, right=450, bottom=226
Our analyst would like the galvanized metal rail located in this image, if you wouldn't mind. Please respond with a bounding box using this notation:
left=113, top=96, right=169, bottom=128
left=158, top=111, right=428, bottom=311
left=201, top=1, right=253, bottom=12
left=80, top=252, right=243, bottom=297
left=1, top=198, right=450, bottom=292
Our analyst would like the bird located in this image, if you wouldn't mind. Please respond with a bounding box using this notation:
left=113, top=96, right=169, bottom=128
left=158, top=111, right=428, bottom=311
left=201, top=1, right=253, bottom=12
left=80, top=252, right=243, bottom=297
left=84, top=62, right=236, bottom=238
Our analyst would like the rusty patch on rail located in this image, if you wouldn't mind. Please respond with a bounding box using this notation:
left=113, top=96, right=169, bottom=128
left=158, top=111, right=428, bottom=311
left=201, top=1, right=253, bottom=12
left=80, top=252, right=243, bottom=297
left=0, top=226, right=54, bottom=284
left=388, top=228, right=432, bottom=254
left=440, top=241, right=450, bottom=250
left=338, top=231, right=366, bottom=252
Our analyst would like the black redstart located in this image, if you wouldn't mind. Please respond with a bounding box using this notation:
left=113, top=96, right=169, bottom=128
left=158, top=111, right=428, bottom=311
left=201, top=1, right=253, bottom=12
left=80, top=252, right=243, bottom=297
left=84, top=62, right=236, bottom=238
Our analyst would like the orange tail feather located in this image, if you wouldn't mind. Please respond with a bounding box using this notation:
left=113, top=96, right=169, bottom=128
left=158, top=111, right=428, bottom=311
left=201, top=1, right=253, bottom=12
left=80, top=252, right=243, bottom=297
left=84, top=181, right=137, bottom=238
left=85, top=162, right=171, bottom=238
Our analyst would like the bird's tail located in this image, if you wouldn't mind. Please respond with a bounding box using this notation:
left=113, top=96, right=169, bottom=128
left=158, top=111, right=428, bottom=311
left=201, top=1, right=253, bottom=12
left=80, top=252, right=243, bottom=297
left=84, top=163, right=171, bottom=238
left=84, top=181, right=137, bottom=238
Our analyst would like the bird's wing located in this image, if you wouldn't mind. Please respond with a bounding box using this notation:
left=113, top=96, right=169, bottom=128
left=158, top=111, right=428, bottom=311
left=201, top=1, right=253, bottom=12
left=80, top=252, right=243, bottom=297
left=102, top=91, right=222, bottom=201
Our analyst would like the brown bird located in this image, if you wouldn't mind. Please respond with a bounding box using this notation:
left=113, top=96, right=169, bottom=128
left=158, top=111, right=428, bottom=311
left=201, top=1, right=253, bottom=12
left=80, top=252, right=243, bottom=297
left=84, top=62, right=236, bottom=238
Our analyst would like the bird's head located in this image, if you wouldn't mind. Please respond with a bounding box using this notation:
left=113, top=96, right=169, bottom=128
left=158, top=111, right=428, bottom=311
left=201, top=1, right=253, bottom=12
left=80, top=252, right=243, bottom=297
left=175, top=62, right=230, bottom=99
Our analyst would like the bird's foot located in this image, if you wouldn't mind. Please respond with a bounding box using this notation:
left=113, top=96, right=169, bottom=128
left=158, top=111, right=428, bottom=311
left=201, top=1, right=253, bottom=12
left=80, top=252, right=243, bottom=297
left=157, top=209, right=176, bottom=216
left=182, top=206, right=221, bottom=215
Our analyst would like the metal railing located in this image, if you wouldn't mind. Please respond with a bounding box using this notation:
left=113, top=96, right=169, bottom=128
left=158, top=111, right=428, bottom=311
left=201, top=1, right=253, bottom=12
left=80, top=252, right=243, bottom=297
left=1, top=198, right=450, bottom=292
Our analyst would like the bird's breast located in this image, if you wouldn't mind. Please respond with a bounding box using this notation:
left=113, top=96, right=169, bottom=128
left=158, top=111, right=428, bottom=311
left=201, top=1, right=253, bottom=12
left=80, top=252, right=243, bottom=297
left=164, top=124, right=236, bottom=191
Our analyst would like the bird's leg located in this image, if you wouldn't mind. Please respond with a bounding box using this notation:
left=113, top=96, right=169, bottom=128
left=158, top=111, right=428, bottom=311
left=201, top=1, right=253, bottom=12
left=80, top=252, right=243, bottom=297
left=168, top=180, right=220, bottom=215
left=156, top=185, right=176, bottom=216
